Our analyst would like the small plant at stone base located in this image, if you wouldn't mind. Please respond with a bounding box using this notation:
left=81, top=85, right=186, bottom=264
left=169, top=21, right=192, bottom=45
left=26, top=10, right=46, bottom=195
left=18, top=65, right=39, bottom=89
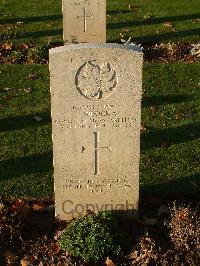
left=59, top=211, right=122, bottom=264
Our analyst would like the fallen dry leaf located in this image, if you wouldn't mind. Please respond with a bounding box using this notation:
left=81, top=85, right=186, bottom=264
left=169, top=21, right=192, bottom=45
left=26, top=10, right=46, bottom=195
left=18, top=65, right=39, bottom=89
left=3, top=87, right=12, bottom=91
left=33, top=116, right=42, bottom=122
left=52, top=243, right=61, bottom=254
left=12, top=199, right=25, bottom=212
left=48, top=243, right=61, bottom=256
left=20, top=43, right=29, bottom=49
left=0, top=202, right=5, bottom=211
left=141, top=125, right=147, bottom=132
left=54, top=228, right=65, bottom=240
left=21, top=255, right=34, bottom=266
left=17, top=21, right=24, bottom=25
left=128, top=4, right=134, bottom=10
left=27, top=73, right=39, bottom=80
left=31, top=202, right=46, bottom=211
left=175, top=113, right=184, bottom=121
left=21, top=258, right=29, bottom=266
left=163, top=22, right=173, bottom=28
left=2, top=42, right=13, bottom=50
left=23, top=87, right=32, bottom=93
left=3, top=251, right=18, bottom=265
left=105, top=257, right=116, bottom=266
left=128, top=250, right=138, bottom=259
left=192, top=18, right=200, bottom=24
left=150, top=106, right=157, bottom=114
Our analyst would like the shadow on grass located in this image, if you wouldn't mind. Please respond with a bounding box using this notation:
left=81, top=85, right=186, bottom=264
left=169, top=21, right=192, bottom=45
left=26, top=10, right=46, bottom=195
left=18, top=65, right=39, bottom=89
left=0, top=15, right=62, bottom=25
left=107, top=10, right=133, bottom=15
left=108, top=13, right=200, bottom=29
left=0, top=112, right=51, bottom=132
left=1, top=94, right=192, bottom=132
left=0, top=151, right=53, bottom=181
left=136, top=28, right=200, bottom=43
left=109, top=28, right=200, bottom=43
left=142, top=94, right=192, bottom=108
left=141, top=123, right=200, bottom=150
left=140, top=173, right=200, bottom=200
left=0, top=29, right=63, bottom=41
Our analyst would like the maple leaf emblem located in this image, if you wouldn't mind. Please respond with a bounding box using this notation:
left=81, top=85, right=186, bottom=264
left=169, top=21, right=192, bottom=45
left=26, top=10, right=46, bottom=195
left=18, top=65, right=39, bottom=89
left=76, top=61, right=118, bottom=100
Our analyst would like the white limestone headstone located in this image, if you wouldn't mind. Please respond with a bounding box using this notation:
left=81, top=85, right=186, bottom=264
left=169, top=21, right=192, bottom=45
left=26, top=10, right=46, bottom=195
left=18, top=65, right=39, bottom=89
left=49, top=44, right=143, bottom=221
left=62, top=0, right=106, bottom=44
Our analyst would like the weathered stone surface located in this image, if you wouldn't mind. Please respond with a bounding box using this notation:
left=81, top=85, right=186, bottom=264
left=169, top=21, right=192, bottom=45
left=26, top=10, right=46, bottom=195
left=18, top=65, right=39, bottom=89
left=49, top=43, right=143, bottom=221
left=62, top=0, right=106, bottom=44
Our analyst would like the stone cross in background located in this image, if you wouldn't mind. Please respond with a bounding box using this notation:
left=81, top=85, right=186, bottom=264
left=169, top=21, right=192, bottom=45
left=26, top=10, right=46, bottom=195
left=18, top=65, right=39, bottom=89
left=62, top=0, right=106, bottom=44
left=50, top=44, right=143, bottom=221
left=77, top=7, right=93, bottom=33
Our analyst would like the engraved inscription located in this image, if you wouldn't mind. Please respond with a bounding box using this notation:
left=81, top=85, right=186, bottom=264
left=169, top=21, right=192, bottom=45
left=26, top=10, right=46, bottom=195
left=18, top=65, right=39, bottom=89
left=76, top=61, right=118, bottom=100
left=54, top=104, right=137, bottom=130
left=77, top=7, right=93, bottom=32
left=63, top=177, right=131, bottom=193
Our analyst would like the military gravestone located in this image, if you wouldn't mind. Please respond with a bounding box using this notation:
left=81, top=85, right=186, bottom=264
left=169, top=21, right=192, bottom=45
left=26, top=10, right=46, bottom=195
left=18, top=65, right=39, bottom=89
left=49, top=44, right=143, bottom=221
left=62, top=0, right=106, bottom=44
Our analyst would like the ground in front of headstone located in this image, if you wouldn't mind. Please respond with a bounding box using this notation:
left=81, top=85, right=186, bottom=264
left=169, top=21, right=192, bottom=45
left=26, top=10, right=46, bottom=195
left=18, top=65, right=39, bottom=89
left=0, top=197, right=199, bottom=265
left=0, top=42, right=199, bottom=64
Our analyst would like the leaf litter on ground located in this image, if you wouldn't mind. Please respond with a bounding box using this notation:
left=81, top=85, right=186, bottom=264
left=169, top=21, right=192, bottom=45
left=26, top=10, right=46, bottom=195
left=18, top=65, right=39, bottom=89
left=0, top=197, right=199, bottom=265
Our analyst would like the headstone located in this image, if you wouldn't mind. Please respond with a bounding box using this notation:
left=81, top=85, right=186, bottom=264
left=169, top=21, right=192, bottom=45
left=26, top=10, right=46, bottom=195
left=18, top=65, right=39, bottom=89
left=62, top=0, right=106, bottom=44
left=49, top=43, right=143, bottom=221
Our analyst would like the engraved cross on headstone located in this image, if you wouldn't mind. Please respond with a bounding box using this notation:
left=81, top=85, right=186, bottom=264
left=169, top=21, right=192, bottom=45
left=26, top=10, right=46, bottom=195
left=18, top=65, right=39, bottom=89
left=77, top=7, right=93, bottom=32
left=82, top=132, right=111, bottom=175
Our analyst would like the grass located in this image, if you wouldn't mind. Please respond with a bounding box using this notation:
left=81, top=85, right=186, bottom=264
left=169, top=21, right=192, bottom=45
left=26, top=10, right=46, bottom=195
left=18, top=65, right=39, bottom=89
left=141, top=63, right=200, bottom=197
left=0, top=0, right=199, bottom=44
left=0, top=65, right=53, bottom=198
left=0, top=63, right=200, bottom=199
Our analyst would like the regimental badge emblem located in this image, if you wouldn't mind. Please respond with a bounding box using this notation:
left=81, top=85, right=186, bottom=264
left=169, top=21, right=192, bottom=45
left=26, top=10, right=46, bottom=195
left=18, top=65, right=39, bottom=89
left=75, top=61, right=118, bottom=100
